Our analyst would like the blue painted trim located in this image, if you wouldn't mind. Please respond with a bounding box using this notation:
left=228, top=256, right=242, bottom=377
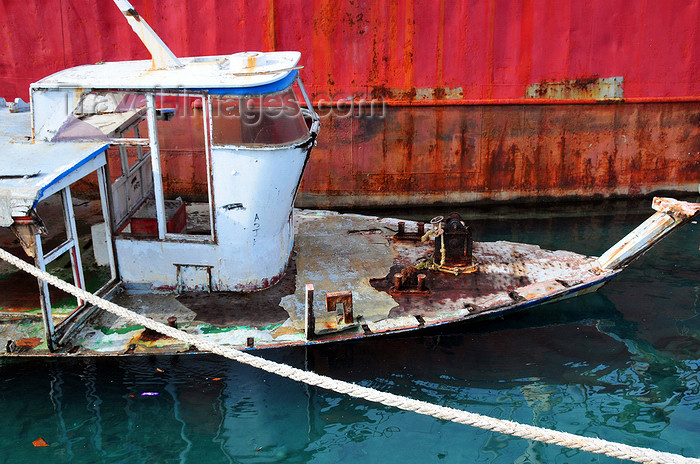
left=191, top=70, right=298, bottom=95
left=34, top=143, right=109, bottom=206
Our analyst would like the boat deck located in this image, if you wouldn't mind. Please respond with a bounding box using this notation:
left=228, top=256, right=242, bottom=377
left=1, top=208, right=615, bottom=356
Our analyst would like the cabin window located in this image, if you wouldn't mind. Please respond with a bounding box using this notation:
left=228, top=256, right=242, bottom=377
left=210, top=87, right=309, bottom=146
left=57, top=91, right=214, bottom=241
left=154, top=93, right=213, bottom=238
left=54, top=92, right=148, bottom=143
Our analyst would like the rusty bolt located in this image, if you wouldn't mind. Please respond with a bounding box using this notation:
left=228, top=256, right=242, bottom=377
left=246, top=337, right=255, bottom=348
left=167, top=316, right=177, bottom=328
left=394, top=273, right=402, bottom=290
left=417, top=274, right=427, bottom=291
left=397, top=221, right=405, bottom=236
left=417, top=222, right=425, bottom=235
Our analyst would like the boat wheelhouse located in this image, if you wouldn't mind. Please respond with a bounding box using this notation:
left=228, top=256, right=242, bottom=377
left=0, top=0, right=319, bottom=350
left=32, top=49, right=319, bottom=291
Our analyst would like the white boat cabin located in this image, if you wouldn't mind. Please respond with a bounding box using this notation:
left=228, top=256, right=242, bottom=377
left=0, top=0, right=319, bottom=349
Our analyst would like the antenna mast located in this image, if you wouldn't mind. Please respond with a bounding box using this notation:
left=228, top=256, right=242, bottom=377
left=112, top=0, right=184, bottom=69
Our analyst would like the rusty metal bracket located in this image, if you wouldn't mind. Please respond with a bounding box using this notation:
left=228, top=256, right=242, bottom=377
left=9, top=211, right=48, bottom=258
left=390, top=267, right=431, bottom=295
left=325, top=291, right=354, bottom=324
left=393, top=221, right=426, bottom=241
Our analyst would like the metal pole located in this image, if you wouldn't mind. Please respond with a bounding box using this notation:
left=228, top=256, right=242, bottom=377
left=96, top=165, right=118, bottom=280
left=33, top=236, right=55, bottom=351
left=61, top=186, right=86, bottom=306
left=146, top=93, right=167, bottom=239
left=305, top=283, right=315, bottom=340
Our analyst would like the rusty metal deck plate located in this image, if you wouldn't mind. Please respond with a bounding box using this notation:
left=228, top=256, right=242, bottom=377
left=0, top=210, right=616, bottom=357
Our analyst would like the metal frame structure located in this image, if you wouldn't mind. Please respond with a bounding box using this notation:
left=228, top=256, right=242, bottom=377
left=3, top=151, right=118, bottom=351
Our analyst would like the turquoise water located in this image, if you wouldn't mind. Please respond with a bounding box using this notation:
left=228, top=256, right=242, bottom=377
left=1, top=200, right=699, bottom=463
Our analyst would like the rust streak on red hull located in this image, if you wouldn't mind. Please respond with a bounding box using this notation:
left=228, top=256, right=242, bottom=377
left=294, top=102, right=700, bottom=208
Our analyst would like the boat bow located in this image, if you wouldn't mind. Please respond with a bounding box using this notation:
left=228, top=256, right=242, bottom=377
left=595, top=197, right=700, bottom=271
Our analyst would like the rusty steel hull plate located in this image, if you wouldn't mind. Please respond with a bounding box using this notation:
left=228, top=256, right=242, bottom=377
left=296, top=103, right=700, bottom=208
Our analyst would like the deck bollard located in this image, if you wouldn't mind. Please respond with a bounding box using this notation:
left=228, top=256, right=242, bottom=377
left=394, top=273, right=402, bottom=290
left=417, top=274, right=426, bottom=292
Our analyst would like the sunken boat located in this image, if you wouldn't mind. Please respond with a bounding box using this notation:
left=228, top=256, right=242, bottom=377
left=0, top=0, right=698, bottom=356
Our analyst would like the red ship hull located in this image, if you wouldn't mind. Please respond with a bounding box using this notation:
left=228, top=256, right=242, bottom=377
left=3, top=0, right=699, bottom=206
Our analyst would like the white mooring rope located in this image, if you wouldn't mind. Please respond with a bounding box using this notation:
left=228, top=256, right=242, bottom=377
left=1, top=247, right=697, bottom=464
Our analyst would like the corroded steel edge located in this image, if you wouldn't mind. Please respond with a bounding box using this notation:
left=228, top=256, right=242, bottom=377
left=652, top=197, right=700, bottom=219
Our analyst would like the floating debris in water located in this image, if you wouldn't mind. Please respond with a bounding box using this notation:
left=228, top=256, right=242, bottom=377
left=32, top=438, right=49, bottom=447
left=140, top=392, right=159, bottom=396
